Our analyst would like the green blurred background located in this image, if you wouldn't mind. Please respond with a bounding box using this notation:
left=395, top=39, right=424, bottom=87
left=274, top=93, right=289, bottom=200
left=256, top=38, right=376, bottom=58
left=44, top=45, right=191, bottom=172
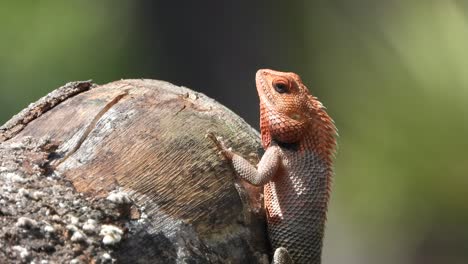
left=1, top=1, right=467, bottom=263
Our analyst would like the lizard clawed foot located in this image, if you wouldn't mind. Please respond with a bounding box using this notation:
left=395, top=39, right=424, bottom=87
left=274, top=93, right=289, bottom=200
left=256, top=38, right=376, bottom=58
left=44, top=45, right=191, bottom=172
left=205, top=132, right=234, bottom=159
left=272, top=247, right=293, bottom=264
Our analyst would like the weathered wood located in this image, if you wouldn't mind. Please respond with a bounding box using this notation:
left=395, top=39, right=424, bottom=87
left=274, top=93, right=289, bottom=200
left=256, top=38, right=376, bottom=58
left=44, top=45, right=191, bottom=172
left=0, top=79, right=269, bottom=263
left=0, top=80, right=94, bottom=143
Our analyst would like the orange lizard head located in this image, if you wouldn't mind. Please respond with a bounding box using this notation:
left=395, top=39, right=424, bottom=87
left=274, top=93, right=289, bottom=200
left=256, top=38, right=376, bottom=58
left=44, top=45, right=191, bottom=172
left=256, top=69, right=337, bottom=159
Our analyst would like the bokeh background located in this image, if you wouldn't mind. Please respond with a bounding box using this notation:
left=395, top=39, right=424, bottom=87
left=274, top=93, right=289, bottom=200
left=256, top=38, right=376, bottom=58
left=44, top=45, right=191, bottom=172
left=1, top=1, right=467, bottom=263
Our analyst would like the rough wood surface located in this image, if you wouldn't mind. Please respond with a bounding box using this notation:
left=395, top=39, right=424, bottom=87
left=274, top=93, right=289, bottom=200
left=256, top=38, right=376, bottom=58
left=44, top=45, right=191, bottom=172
left=0, top=81, right=94, bottom=143
left=0, top=79, right=269, bottom=263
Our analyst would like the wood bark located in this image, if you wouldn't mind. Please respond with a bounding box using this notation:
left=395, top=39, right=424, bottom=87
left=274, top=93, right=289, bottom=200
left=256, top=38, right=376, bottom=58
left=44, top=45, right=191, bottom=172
left=0, top=79, right=269, bottom=263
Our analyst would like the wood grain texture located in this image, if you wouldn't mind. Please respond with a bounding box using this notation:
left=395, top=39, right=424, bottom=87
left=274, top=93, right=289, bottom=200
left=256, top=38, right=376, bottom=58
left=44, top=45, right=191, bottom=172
left=0, top=80, right=94, bottom=142
left=2, top=79, right=269, bottom=263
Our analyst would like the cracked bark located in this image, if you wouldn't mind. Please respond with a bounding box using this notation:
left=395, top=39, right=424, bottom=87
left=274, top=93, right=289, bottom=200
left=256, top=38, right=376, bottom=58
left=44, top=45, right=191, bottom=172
left=0, top=79, right=269, bottom=263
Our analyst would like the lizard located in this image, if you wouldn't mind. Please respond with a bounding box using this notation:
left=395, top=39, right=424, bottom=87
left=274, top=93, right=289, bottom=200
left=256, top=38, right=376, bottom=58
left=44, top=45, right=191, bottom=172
left=208, top=69, right=337, bottom=263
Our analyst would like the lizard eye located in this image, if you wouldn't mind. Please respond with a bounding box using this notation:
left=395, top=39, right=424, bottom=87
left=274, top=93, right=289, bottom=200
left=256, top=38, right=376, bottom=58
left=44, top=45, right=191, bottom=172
left=272, top=79, right=289, bottom=94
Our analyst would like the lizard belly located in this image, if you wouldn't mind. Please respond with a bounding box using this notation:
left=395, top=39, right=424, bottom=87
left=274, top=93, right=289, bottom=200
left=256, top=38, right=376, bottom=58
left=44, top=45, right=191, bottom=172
left=264, top=150, right=329, bottom=264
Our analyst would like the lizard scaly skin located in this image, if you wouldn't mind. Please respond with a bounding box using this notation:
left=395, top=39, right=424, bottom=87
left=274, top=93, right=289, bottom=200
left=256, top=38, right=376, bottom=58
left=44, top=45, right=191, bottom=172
left=210, top=69, right=337, bottom=264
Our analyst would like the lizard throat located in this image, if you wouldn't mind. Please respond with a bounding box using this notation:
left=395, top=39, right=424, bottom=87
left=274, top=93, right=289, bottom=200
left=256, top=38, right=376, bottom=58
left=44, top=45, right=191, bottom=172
left=260, top=102, right=307, bottom=146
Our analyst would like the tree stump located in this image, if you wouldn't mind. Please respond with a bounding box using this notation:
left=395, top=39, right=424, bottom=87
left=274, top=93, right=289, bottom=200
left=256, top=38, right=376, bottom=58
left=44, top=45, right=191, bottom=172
left=0, top=79, right=269, bottom=263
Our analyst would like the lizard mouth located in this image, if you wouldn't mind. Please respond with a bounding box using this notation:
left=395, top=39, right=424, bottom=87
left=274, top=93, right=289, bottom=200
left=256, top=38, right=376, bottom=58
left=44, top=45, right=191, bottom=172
left=255, top=70, right=277, bottom=107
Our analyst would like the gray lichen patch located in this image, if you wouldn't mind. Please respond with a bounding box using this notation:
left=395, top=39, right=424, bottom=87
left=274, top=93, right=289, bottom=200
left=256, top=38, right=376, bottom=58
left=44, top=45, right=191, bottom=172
left=106, top=189, right=132, bottom=205
left=100, top=225, right=123, bottom=245
left=0, top=137, right=140, bottom=263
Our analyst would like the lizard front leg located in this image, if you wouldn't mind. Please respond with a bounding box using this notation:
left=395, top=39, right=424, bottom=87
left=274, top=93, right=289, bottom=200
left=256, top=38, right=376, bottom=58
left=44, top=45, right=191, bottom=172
left=207, top=133, right=294, bottom=263
left=207, top=133, right=280, bottom=186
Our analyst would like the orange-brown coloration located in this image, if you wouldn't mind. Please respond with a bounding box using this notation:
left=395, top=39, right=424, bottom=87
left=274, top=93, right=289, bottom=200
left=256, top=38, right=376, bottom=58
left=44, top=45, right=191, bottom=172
left=212, top=69, right=337, bottom=263
left=256, top=69, right=337, bottom=167
left=256, top=69, right=337, bottom=263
